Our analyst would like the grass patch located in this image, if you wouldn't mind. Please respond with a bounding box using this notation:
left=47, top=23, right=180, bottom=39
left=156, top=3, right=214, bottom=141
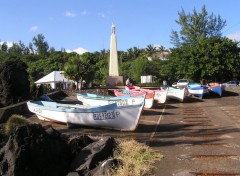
left=4, top=114, right=29, bottom=136
left=109, top=139, right=164, bottom=176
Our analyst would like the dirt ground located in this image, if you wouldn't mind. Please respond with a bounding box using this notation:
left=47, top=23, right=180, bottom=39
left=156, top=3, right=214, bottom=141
left=27, top=87, right=240, bottom=176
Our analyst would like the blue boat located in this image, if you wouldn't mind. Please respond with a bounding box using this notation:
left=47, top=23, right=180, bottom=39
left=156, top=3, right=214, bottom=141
left=206, top=83, right=222, bottom=96
left=188, top=82, right=208, bottom=99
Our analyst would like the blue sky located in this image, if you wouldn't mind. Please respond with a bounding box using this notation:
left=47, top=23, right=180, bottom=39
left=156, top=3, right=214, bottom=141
left=1, top=0, right=240, bottom=53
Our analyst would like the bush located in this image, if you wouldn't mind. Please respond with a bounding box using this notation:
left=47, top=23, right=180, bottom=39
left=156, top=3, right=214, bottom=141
left=4, top=115, right=29, bottom=136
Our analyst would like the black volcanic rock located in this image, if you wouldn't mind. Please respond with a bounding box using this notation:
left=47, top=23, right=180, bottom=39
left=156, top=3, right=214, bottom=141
left=69, top=136, right=116, bottom=175
left=0, top=124, right=72, bottom=176
left=0, top=123, right=118, bottom=176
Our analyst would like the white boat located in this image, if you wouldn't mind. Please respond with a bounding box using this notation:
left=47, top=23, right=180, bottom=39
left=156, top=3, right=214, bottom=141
left=167, top=87, right=186, bottom=102
left=152, top=88, right=168, bottom=104
left=76, top=93, right=145, bottom=106
left=113, top=89, right=155, bottom=108
left=27, top=101, right=144, bottom=131
left=125, top=85, right=168, bottom=104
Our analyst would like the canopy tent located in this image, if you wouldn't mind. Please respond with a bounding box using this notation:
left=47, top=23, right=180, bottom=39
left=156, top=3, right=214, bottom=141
left=35, top=71, right=71, bottom=89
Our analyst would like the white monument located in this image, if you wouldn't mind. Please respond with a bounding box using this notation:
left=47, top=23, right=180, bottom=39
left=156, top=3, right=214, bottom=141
left=107, top=24, right=123, bottom=86
left=109, top=23, right=119, bottom=76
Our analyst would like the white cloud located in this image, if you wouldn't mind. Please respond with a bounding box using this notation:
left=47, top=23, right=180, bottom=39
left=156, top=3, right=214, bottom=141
left=98, top=12, right=105, bottom=18
left=226, top=32, right=240, bottom=41
left=65, top=11, right=76, bottom=17
left=66, top=47, right=88, bottom=55
left=81, top=10, right=87, bottom=15
left=29, top=25, right=38, bottom=32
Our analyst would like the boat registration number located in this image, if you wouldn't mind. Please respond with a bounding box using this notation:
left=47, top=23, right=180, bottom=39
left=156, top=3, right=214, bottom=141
left=93, top=111, right=120, bottom=120
left=109, top=99, right=128, bottom=106
left=33, top=108, right=42, bottom=113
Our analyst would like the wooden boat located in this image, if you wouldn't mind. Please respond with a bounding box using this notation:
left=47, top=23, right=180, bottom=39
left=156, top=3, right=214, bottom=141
left=206, top=82, right=222, bottom=96
left=113, top=89, right=155, bottom=108
left=27, top=100, right=144, bottom=131
left=187, top=82, right=208, bottom=99
left=125, top=85, right=168, bottom=104
left=76, top=93, right=146, bottom=106
left=167, top=87, right=186, bottom=102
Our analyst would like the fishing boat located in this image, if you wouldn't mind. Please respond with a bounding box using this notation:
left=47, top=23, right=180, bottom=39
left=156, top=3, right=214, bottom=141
left=76, top=93, right=146, bottom=106
left=125, top=85, right=168, bottom=104
left=113, top=89, right=155, bottom=108
left=125, top=85, right=141, bottom=90
left=206, top=82, right=222, bottom=96
left=188, top=82, right=208, bottom=99
left=167, top=87, right=186, bottom=102
left=27, top=100, right=144, bottom=131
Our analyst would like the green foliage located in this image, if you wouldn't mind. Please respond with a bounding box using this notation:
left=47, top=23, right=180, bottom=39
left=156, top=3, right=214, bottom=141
left=146, top=44, right=157, bottom=57
left=94, top=59, right=108, bottom=85
left=0, top=57, right=30, bottom=106
left=32, top=34, right=49, bottom=57
left=169, top=37, right=240, bottom=82
left=4, top=115, right=29, bottom=136
left=63, top=53, right=97, bottom=89
left=171, top=5, right=226, bottom=47
left=131, top=57, right=148, bottom=83
left=168, top=5, right=240, bottom=82
left=0, top=21, right=239, bottom=91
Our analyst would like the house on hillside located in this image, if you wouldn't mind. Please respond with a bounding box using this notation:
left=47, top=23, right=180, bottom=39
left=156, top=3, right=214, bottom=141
left=147, top=51, right=171, bottom=61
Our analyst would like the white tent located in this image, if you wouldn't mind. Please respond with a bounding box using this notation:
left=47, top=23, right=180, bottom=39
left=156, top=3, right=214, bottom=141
left=35, top=71, right=71, bottom=89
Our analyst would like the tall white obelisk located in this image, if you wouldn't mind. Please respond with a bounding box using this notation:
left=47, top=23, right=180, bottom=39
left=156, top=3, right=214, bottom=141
left=109, top=23, right=119, bottom=76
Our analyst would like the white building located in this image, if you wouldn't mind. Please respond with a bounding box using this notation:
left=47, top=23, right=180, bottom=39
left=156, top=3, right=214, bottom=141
left=35, top=71, right=72, bottom=89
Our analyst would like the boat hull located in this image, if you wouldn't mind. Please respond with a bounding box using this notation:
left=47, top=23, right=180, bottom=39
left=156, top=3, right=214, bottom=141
left=207, top=83, right=222, bottom=96
left=188, top=83, right=208, bottom=99
left=27, top=101, right=144, bottom=131
left=76, top=93, right=145, bottom=106
left=167, top=87, right=186, bottom=102
left=125, top=86, right=167, bottom=104
left=113, top=89, right=154, bottom=108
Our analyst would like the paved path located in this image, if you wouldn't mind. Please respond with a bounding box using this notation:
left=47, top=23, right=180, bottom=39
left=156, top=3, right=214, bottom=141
left=27, top=87, right=240, bottom=176
left=151, top=87, right=240, bottom=176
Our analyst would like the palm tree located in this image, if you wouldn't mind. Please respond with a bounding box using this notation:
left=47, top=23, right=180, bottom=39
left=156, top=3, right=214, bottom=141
left=146, top=44, right=157, bottom=58
left=132, top=47, right=141, bottom=59
left=63, top=53, right=97, bottom=89
left=127, top=48, right=134, bottom=59
left=63, top=57, right=82, bottom=90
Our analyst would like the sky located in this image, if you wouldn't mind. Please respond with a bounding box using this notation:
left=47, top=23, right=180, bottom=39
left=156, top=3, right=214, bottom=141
left=1, top=0, right=240, bottom=54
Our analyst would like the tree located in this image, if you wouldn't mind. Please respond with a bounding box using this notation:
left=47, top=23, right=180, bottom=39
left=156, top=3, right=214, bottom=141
left=146, top=44, right=156, bottom=58
left=131, top=57, right=148, bottom=83
left=32, top=34, right=49, bottom=57
left=8, top=43, right=23, bottom=56
left=170, top=5, right=226, bottom=47
left=167, top=6, right=240, bottom=82
left=0, top=57, right=30, bottom=107
left=169, top=37, right=240, bottom=82
left=1, top=42, right=8, bottom=52
left=63, top=54, right=95, bottom=89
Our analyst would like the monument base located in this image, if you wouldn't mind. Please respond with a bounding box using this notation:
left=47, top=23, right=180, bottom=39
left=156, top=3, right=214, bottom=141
left=106, top=76, right=123, bottom=86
